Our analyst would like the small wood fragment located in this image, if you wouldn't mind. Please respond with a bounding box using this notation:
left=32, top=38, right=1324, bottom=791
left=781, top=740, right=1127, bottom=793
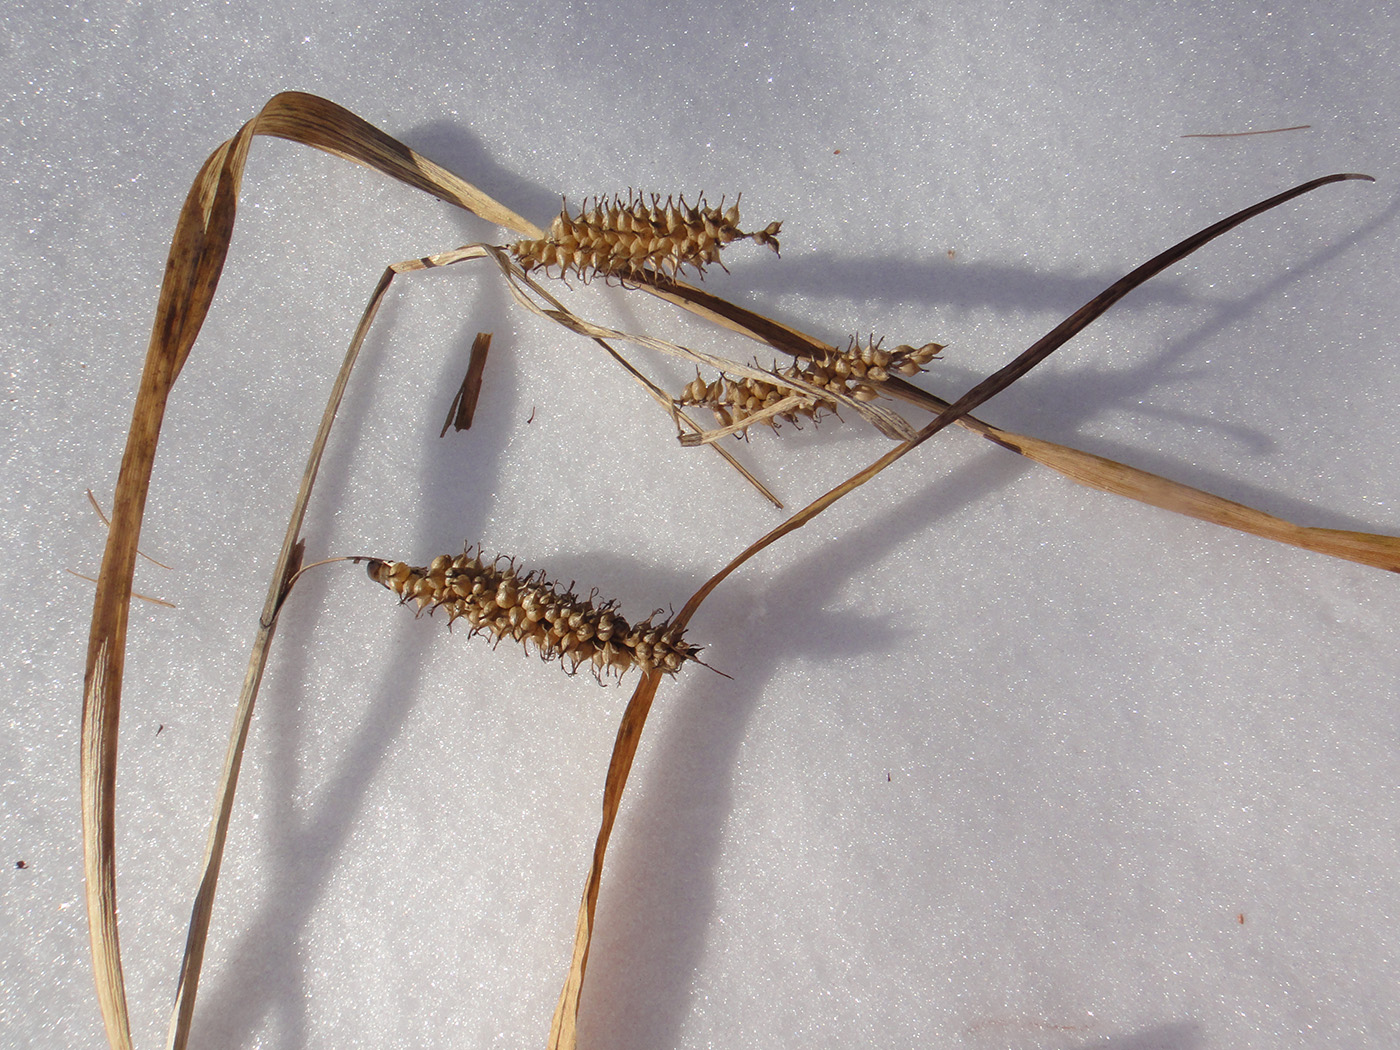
left=440, top=332, right=492, bottom=435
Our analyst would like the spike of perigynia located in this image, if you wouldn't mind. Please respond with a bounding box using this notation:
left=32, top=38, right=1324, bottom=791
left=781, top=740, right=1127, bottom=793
left=366, top=547, right=701, bottom=679
left=509, top=191, right=781, bottom=281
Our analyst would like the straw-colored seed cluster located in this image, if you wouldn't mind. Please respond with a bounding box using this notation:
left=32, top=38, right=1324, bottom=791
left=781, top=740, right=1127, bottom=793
left=677, top=369, right=828, bottom=434
left=366, top=550, right=699, bottom=678
left=510, top=191, right=782, bottom=281
left=677, top=336, right=945, bottom=435
left=815, top=335, right=946, bottom=393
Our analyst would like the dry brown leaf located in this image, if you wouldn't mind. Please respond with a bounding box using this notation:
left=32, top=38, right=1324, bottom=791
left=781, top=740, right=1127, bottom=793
left=877, top=379, right=1400, bottom=573
left=548, top=670, right=665, bottom=1050
left=629, top=183, right=1399, bottom=571
left=81, top=93, right=531, bottom=1050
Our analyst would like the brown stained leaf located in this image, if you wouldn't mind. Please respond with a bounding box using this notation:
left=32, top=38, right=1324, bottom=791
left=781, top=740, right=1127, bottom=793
left=81, top=93, right=528, bottom=1050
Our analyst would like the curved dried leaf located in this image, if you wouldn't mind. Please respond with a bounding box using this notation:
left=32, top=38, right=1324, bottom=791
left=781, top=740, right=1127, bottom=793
left=548, top=671, right=664, bottom=1050
left=82, top=92, right=528, bottom=1050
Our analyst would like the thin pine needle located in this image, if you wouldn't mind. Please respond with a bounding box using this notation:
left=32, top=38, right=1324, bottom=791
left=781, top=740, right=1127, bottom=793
left=86, top=490, right=174, bottom=569
left=1182, top=124, right=1311, bottom=138
left=67, top=570, right=177, bottom=608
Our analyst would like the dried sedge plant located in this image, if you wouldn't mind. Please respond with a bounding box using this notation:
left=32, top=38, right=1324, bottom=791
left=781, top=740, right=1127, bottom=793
left=79, top=91, right=1397, bottom=1050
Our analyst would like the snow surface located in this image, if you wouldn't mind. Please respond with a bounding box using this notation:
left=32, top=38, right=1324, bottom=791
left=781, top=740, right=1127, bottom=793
left=2, top=3, right=1398, bottom=1049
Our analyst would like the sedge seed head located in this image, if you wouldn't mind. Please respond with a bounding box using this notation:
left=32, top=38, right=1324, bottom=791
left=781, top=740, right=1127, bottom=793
left=674, top=333, right=944, bottom=438
left=368, top=546, right=700, bottom=680
left=509, top=191, right=781, bottom=282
